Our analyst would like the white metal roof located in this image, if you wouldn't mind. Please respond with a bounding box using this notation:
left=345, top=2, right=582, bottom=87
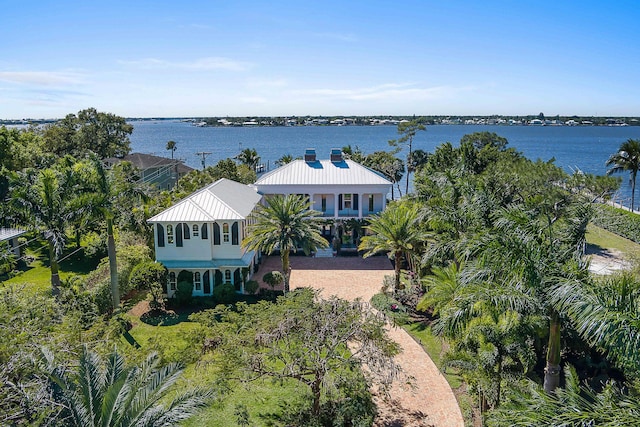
left=148, top=178, right=261, bottom=223
left=254, top=159, right=392, bottom=186
left=0, top=228, right=26, bottom=242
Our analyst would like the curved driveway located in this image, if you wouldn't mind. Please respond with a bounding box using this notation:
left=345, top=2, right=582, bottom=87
left=258, top=255, right=464, bottom=427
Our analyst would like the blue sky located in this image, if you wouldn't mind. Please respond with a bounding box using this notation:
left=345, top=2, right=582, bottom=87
left=1, top=0, right=638, bottom=119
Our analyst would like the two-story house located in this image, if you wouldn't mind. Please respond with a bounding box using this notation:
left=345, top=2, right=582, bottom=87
left=147, top=178, right=262, bottom=298
left=253, top=148, right=392, bottom=250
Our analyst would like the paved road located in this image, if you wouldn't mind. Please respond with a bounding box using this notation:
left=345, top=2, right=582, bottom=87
left=258, top=255, right=465, bottom=427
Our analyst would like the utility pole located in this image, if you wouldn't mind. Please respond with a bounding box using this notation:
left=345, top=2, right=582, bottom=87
left=196, top=151, right=212, bottom=170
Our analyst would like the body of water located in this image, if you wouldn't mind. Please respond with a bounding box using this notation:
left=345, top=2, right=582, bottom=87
left=129, top=120, right=640, bottom=206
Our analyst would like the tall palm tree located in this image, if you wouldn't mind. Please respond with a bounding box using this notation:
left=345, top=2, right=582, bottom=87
left=243, top=194, right=328, bottom=293
left=477, top=197, right=591, bottom=394
left=606, top=138, right=640, bottom=211
left=11, top=165, right=77, bottom=296
left=359, top=201, right=426, bottom=291
left=42, top=346, right=212, bottom=426
left=80, top=157, right=148, bottom=310
left=165, top=140, right=177, bottom=159
left=551, top=272, right=640, bottom=372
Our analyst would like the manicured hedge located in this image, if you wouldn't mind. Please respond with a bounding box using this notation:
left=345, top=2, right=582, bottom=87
left=592, top=204, right=640, bottom=244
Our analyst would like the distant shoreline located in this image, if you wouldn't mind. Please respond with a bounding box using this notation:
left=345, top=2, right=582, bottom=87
left=3, top=115, right=639, bottom=127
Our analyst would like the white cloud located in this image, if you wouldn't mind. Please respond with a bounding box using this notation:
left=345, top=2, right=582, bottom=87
left=118, top=57, right=251, bottom=71
left=290, top=83, right=474, bottom=101
left=0, top=71, right=85, bottom=86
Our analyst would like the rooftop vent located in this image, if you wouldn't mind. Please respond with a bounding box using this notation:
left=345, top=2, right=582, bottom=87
left=330, top=148, right=343, bottom=163
left=304, top=148, right=317, bottom=162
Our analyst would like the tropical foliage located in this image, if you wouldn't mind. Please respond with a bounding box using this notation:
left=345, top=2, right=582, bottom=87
left=42, top=346, right=212, bottom=426
left=191, top=288, right=399, bottom=422
left=606, top=138, right=640, bottom=211
left=359, top=200, right=426, bottom=290
left=243, top=194, right=328, bottom=292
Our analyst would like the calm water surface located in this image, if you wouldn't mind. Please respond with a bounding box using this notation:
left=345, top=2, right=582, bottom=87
left=129, top=120, right=640, bottom=206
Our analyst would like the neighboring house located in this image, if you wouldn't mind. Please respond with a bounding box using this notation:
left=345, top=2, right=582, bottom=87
left=147, top=178, right=262, bottom=298
left=104, top=153, right=194, bottom=190
left=253, top=148, right=392, bottom=247
left=0, top=228, right=26, bottom=257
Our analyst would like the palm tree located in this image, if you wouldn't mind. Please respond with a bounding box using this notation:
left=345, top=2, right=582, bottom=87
left=487, top=365, right=640, bottom=426
left=42, top=346, right=212, bottom=426
left=81, top=157, right=149, bottom=310
left=166, top=140, right=177, bottom=159
left=243, top=194, right=328, bottom=293
left=476, top=197, right=591, bottom=394
left=275, top=154, right=295, bottom=167
left=359, top=201, right=426, bottom=291
left=236, top=147, right=260, bottom=171
left=606, top=138, right=640, bottom=211
left=551, top=272, right=640, bottom=372
left=11, top=166, right=77, bottom=296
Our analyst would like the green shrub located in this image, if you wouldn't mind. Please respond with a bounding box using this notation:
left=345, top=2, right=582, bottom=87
left=129, top=261, right=167, bottom=291
left=593, top=204, right=640, bottom=243
left=370, top=292, right=409, bottom=326
left=244, top=279, right=259, bottom=295
left=263, top=271, right=284, bottom=289
left=213, top=283, right=236, bottom=304
left=175, top=281, right=193, bottom=306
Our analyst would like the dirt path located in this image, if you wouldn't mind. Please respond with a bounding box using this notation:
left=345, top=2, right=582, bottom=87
left=258, top=255, right=465, bottom=427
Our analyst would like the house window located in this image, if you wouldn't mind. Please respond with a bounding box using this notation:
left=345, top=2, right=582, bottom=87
left=224, top=270, right=231, bottom=283
left=223, top=223, right=230, bottom=243
left=169, top=272, right=176, bottom=291
left=369, top=195, right=374, bottom=212
left=193, top=224, right=199, bottom=237
left=344, top=194, right=352, bottom=210
left=321, top=196, right=327, bottom=212
left=194, top=272, right=201, bottom=291
left=167, top=225, right=174, bottom=244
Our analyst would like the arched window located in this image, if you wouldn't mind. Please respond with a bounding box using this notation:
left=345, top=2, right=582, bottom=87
left=224, top=270, right=231, bottom=283
left=223, top=223, right=230, bottom=243
left=231, top=222, right=239, bottom=245
left=157, top=224, right=165, bottom=247
left=168, top=272, right=176, bottom=290
left=193, top=224, right=199, bottom=237
left=167, top=225, right=174, bottom=244
left=202, top=223, right=208, bottom=239
left=194, top=272, right=201, bottom=291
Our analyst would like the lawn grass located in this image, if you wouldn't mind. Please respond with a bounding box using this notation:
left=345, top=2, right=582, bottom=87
left=123, top=308, right=310, bottom=427
left=586, top=223, right=640, bottom=258
left=402, top=322, right=462, bottom=389
left=182, top=373, right=304, bottom=427
left=1, top=242, right=100, bottom=293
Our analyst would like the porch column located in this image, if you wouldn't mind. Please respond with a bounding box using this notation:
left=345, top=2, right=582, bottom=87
left=381, top=193, right=387, bottom=211
left=309, top=193, right=315, bottom=211
left=358, top=194, right=363, bottom=218
left=334, top=193, right=340, bottom=218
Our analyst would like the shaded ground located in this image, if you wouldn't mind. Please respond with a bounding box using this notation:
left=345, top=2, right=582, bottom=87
left=586, top=244, right=631, bottom=275
left=260, top=255, right=465, bottom=427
